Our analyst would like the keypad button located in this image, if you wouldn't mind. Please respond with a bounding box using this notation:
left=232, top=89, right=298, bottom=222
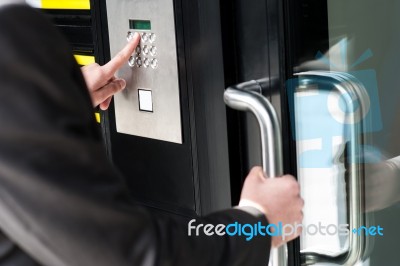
left=143, top=58, right=150, bottom=68
left=128, top=56, right=135, bottom=67
left=135, top=46, right=141, bottom=54
left=150, top=46, right=157, bottom=56
left=149, top=33, right=156, bottom=43
left=142, top=45, right=149, bottom=55
left=127, top=31, right=134, bottom=42
left=151, top=58, right=158, bottom=69
left=141, top=33, right=148, bottom=42
left=136, top=57, right=142, bottom=67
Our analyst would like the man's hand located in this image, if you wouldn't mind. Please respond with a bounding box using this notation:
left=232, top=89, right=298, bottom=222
left=240, top=167, right=304, bottom=247
left=81, top=32, right=140, bottom=110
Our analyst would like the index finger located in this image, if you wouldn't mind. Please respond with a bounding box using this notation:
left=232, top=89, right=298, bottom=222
left=103, top=32, right=140, bottom=77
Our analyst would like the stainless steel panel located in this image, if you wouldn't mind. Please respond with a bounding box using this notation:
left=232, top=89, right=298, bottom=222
left=106, top=0, right=182, bottom=143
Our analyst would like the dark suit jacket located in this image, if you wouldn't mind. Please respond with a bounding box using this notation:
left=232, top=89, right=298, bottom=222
left=0, top=4, right=270, bottom=266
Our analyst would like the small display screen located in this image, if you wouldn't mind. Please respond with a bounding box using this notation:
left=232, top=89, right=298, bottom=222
left=129, top=19, right=151, bottom=30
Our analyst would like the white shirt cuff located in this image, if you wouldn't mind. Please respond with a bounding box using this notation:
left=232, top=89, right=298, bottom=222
left=235, top=199, right=267, bottom=217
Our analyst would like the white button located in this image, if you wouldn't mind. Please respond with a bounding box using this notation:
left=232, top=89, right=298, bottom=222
left=150, top=46, right=157, bottom=56
left=141, top=33, right=148, bottom=42
left=149, top=33, right=156, bottom=43
left=127, top=31, right=134, bottom=42
left=136, top=57, right=142, bottom=67
left=150, top=58, right=158, bottom=69
left=138, top=90, right=153, bottom=112
left=142, top=45, right=149, bottom=55
left=128, top=56, right=135, bottom=67
left=143, top=58, right=150, bottom=68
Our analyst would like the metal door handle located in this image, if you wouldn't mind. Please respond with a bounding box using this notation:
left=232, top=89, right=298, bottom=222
left=293, top=71, right=371, bottom=265
left=224, top=79, right=286, bottom=266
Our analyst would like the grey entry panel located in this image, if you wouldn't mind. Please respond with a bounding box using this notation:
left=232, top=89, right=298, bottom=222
left=106, top=0, right=182, bottom=144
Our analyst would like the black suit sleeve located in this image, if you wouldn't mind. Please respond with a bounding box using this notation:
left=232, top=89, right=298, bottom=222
left=0, top=5, right=270, bottom=266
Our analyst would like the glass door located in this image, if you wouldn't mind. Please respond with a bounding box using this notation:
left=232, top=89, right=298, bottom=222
left=286, top=0, right=400, bottom=265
